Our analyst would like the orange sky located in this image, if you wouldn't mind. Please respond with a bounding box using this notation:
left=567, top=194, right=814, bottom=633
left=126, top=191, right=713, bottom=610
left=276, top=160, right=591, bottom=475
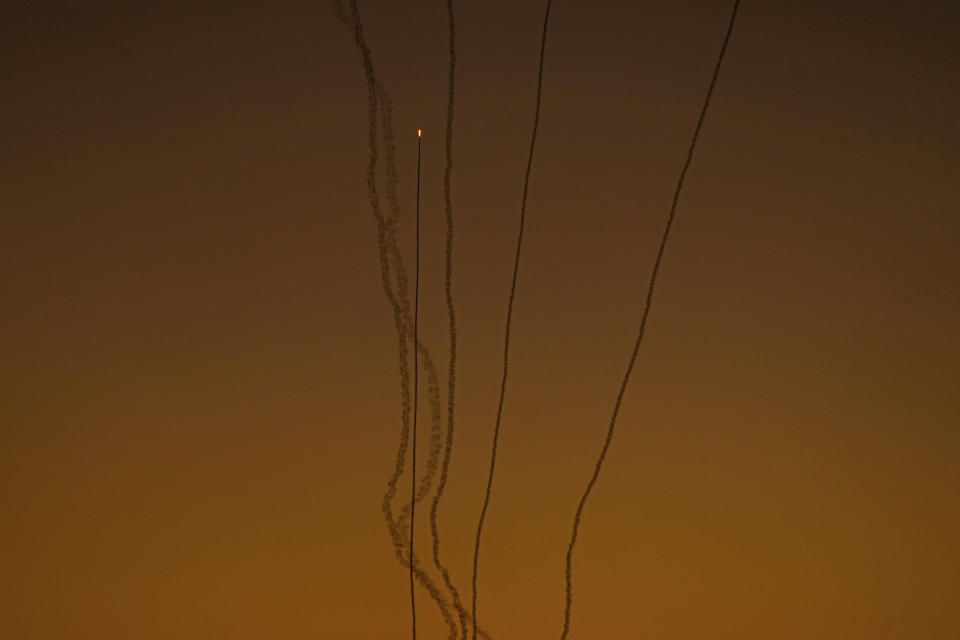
left=2, top=1, right=959, bottom=638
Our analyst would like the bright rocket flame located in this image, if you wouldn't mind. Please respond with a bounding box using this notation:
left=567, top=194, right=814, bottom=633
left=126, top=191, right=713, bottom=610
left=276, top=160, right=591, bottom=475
left=418, top=129, right=422, bottom=137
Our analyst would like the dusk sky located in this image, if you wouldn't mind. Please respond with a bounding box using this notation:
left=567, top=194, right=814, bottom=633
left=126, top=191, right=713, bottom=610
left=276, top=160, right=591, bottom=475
left=3, top=1, right=959, bottom=638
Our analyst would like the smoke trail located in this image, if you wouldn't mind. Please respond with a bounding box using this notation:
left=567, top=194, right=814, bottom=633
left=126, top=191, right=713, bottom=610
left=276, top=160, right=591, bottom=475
left=333, top=3, right=443, bottom=540
left=558, top=3, right=741, bottom=638
left=469, top=2, right=554, bottom=639
left=427, top=1, right=471, bottom=639
left=333, top=3, right=492, bottom=638
left=375, top=82, right=449, bottom=568
left=409, top=122, right=421, bottom=640
left=334, top=2, right=452, bottom=637
left=331, top=2, right=418, bottom=545
left=377, top=84, right=445, bottom=515
left=381, top=85, right=450, bottom=512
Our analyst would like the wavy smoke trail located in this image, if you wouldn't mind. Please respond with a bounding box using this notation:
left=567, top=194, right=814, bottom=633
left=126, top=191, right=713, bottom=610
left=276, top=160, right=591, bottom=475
left=377, top=84, right=445, bottom=518
left=558, top=2, right=742, bottom=638
left=332, top=2, right=491, bottom=638
left=427, top=1, right=471, bottom=639
left=334, top=1, right=454, bottom=637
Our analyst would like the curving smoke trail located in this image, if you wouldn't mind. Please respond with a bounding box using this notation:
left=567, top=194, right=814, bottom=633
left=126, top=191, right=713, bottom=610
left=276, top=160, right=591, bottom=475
left=334, top=1, right=454, bottom=637
left=374, top=86, right=444, bottom=518
left=427, top=1, right=471, bottom=639
left=558, top=3, right=742, bottom=638
left=377, top=84, right=445, bottom=518
left=470, top=2, right=555, bottom=639
left=332, top=2, right=492, bottom=638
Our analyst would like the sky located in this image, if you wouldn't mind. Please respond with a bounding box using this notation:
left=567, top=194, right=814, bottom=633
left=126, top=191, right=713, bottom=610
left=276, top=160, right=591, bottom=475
left=2, top=1, right=959, bottom=638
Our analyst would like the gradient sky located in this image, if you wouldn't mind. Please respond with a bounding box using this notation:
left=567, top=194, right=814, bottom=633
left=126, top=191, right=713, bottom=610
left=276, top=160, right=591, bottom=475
left=3, top=1, right=959, bottom=638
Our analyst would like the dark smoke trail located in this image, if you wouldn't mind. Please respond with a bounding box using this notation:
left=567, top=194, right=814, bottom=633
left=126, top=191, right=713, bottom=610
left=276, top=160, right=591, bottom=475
left=378, top=85, right=449, bottom=515
left=333, top=2, right=453, bottom=637
left=376, top=84, right=445, bottom=511
left=471, top=2, right=554, bottom=639
left=333, top=3, right=491, bottom=638
left=332, top=3, right=418, bottom=550
left=428, top=1, right=470, bottom=639
left=410, top=129, right=421, bottom=640
left=558, top=3, right=741, bottom=638
left=376, top=81, right=447, bottom=578
left=334, top=5, right=443, bottom=540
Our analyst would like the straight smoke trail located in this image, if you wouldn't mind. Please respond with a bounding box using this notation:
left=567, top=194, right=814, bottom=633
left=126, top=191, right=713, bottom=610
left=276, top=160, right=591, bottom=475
left=333, top=3, right=492, bottom=638
left=470, top=2, right=554, bottom=639
left=410, top=126, right=421, bottom=640
left=428, top=1, right=470, bottom=639
left=558, top=2, right=742, bottom=639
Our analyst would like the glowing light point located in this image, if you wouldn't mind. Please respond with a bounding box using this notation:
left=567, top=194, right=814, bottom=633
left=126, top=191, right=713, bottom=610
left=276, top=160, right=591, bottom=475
left=418, top=129, right=422, bottom=138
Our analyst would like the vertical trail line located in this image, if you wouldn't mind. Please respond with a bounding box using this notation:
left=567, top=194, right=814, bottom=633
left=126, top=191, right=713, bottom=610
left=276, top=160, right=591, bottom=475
left=410, top=129, right=421, bottom=640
